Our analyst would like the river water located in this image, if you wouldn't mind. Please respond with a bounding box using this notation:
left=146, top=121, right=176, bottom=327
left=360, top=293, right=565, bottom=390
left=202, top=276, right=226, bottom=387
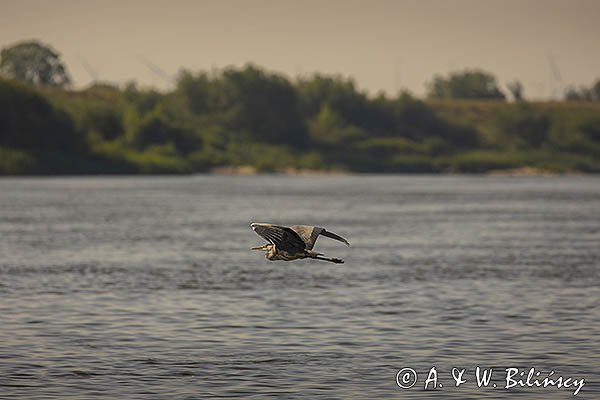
left=0, top=175, right=598, bottom=399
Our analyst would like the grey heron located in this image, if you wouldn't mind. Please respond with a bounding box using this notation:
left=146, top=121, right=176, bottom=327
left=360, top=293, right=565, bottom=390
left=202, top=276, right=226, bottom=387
left=250, top=222, right=350, bottom=264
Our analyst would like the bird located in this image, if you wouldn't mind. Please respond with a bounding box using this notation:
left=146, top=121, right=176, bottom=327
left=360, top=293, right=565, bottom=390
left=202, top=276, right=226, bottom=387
left=250, top=222, right=350, bottom=264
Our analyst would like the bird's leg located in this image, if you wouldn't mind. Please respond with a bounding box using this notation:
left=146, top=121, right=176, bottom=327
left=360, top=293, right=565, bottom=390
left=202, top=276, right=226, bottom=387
left=312, top=255, right=344, bottom=264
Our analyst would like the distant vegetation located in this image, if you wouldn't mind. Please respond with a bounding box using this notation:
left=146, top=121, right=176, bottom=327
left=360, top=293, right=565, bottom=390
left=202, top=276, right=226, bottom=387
left=1, top=40, right=599, bottom=174
left=427, top=70, right=506, bottom=100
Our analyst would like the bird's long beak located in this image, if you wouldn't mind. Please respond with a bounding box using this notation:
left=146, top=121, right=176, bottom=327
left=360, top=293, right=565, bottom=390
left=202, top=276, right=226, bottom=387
left=251, top=245, right=265, bottom=250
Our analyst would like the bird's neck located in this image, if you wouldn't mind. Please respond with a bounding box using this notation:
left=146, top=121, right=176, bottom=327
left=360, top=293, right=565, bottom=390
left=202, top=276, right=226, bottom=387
left=265, top=244, right=277, bottom=259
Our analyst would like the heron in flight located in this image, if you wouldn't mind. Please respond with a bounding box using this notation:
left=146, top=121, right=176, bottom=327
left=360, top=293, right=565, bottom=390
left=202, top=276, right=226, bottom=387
left=251, top=223, right=350, bottom=264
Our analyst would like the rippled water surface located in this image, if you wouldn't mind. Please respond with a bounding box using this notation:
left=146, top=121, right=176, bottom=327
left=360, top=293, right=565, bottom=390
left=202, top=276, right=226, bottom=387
left=1, top=175, right=599, bottom=399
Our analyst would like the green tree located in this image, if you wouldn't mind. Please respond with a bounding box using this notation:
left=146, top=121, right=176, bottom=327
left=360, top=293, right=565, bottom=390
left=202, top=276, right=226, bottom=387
left=308, top=104, right=367, bottom=145
left=507, top=80, right=524, bottom=101
left=495, top=104, right=550, bottom=148
left=0, top=40, right=71, bottom=87
left=297, top=75, right=363, bottom=117
left=176, top=70, right=212, bottom=114
left=228, top=65, right=307, bottom=146
left=593, top=80, right=600, bottom=101
left=178, top=65, right=308, bottom=147
left=565, top=80, right=600, bottom=101
left=125, top=105, right=200, bottom=153
left=296, top=75, right=380, bottom=131
left=578, top=117, right=600, bottom=142
left=79, top=104, right=123, bottom=141
left=565, top=86, right=593, bottom=101
left=427, top=69, right=505, bottom=100
left=0, top=78, right=82, bottom=152
left=392, top=92, right=479, bottom=147
left=123, top=82, right=163, bottom=113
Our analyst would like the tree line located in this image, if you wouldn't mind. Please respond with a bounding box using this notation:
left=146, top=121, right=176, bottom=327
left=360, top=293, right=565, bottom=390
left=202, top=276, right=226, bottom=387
left=1, top=40, right=599, bottom=174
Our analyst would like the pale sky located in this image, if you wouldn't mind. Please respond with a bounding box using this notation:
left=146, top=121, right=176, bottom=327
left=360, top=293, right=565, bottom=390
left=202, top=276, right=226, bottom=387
left=1, top=0, right=599, bottom=99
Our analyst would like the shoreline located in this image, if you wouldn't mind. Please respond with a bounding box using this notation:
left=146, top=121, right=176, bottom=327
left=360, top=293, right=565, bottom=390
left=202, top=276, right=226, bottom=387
left=209, top=165, right=349, bottom=176
left=210, top=165, right=582, bottom=177
left=0, top=166, right=592, bottom=178
left=484, top=167, right=580, bottom=177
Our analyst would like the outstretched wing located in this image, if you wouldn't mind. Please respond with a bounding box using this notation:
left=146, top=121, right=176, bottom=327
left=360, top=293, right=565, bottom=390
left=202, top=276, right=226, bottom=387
left=251, top=223, right=307, bottom=253
left=290, top=225, right=350, bottom=250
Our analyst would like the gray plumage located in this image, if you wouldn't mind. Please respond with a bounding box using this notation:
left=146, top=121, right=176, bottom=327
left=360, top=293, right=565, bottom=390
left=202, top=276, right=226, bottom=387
left=250, top=222, right=350, bottom=264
